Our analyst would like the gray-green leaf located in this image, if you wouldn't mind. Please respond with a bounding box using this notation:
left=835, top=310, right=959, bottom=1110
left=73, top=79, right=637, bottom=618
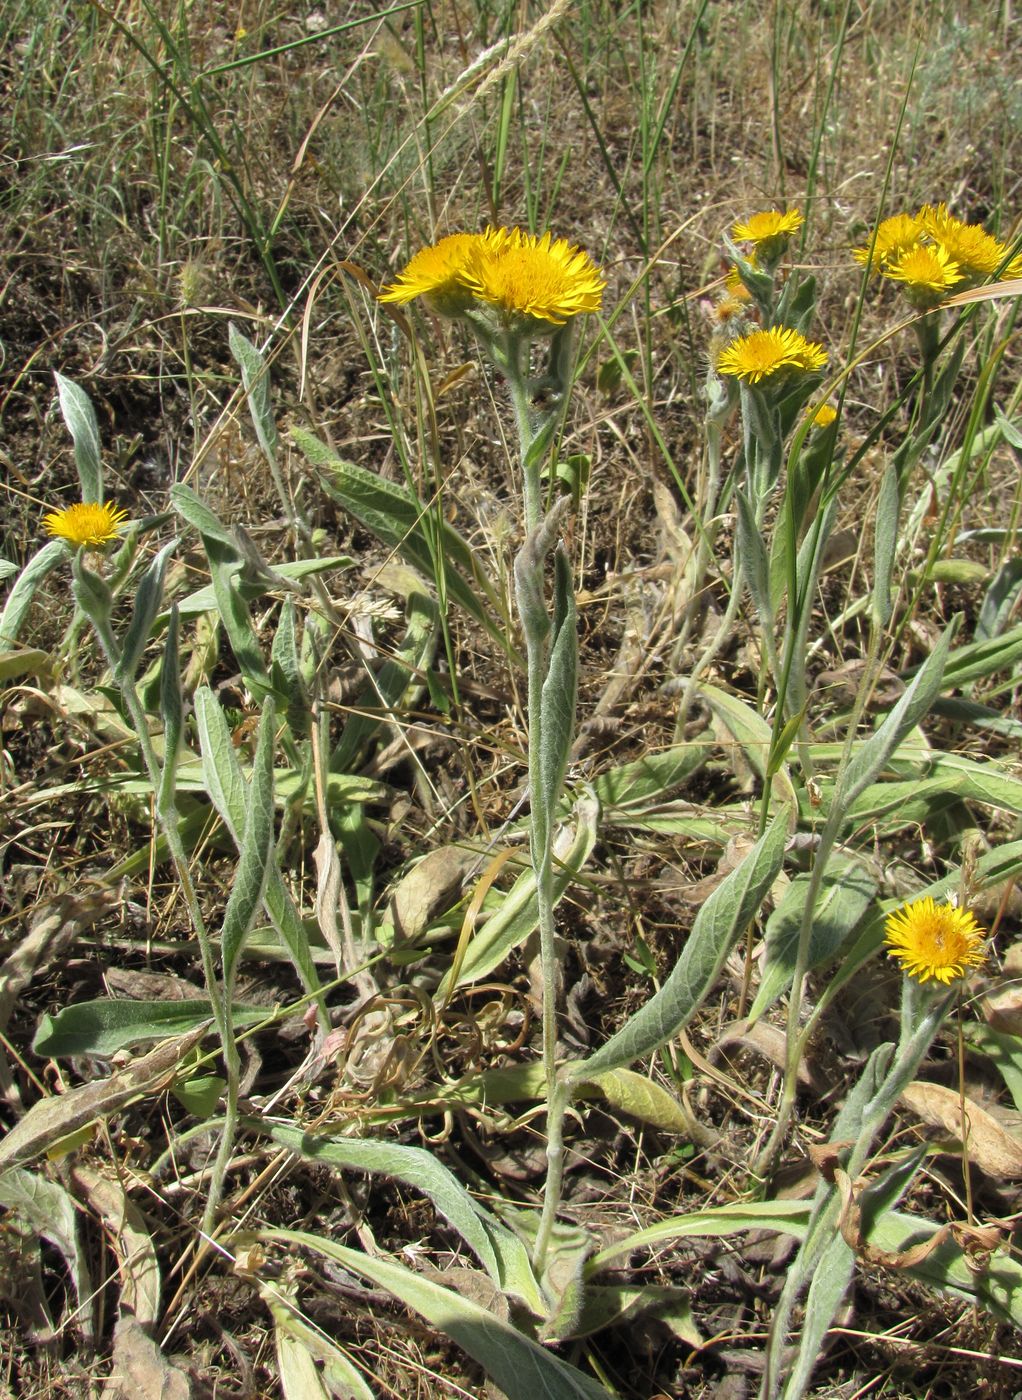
left=577, top=808, right=790, bottom=1076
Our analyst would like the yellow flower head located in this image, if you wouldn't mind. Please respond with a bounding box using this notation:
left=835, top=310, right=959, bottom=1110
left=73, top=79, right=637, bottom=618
left=916, top=202, right=959, bottom=240
left=884, top=896, right=985, bottom=985
left=806, top=401, right=838, bottom=428
left=732, top=209, right=803, bottom=244
left=853, top=213, right=924, bottom=272
left=378, top=232, right=486, bottom=313
left=881, top=241, right=963, bottom=306
left=936, top=224, right=1012, bottom=279
left=717, top=326, right=827, bottom=384
left=43, top=501, right=129, bottom=549
left=460, top=227, right=605, bottom=326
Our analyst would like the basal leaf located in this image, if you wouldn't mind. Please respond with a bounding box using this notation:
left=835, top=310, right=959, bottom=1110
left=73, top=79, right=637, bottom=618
left=258, top=1230, right=605, bottom=1400
left=260, top=1124, right=542, bottom=1313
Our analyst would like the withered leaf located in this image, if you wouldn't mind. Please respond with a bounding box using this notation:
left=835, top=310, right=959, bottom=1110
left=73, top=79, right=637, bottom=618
left=101, top=1317, right=193, bottom=1400
left=900, top=1081, right=1022, bottom=1178
left=0, top=1025, right=210, bottom=1177
left=71, top=1165, right=160, bottom=1326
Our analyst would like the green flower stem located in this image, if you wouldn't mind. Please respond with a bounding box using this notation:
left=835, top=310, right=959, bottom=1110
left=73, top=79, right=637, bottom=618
left=762, top=982, right=951, bottom=1398
left=502, top=331, right=576, bottom=1274
left=73, top=557, right=236, bottom=1236
left=669, top=373, right=729, bottom=694
left=504, top=336, right=544, bottom=532
left=676, top=386, right=777, bottom=737
left=754, top=620, right=886, bottom=1180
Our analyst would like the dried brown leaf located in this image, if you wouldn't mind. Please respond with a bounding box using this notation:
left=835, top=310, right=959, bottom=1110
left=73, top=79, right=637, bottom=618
left=0, top=1025, right=210, bottom=1177
left=71, top=1165, right=160, bottom=1326
left=0, top=890, right=115, bottom=1034
left=389, top=846, right=477, bottom=943
left=981, top=983, right=1022, bottom=1038
left=899, top=1080, right=1022, bottom=1177
left=713, top=1019, right=819, bottom=1090
left=101, top=1318, right=193, bottom=1400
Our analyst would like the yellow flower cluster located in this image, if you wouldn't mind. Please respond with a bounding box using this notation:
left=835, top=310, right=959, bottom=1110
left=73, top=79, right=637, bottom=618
left=717, top=325, right=827, bottom=384
left=855, top=202, right=1022, bottom=307
left=379, top=226, right=605, bottom=327
left=728, top=208, right=803, bottom=280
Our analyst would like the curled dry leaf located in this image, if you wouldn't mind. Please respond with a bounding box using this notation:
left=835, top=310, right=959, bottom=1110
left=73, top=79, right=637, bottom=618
left=389, top=845, right=478, bottom=943
left=807, top=1142, right=854, bottom=1181
left=835, top=1165, right=1004, bottom=1272
left=713, top=1018, right=820, bottom=1091
left=899, top=1081, right=1022, bottom=1178
left=981, top=982, right=1022, bottom=1038
left=0, top=890, right=115, bottom=1036
left=674, top=834, right=759, bottom=907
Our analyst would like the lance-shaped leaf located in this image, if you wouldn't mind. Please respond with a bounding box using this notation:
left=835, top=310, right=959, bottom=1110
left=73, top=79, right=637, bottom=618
left=780, top=1231, right=854, bottom=1400
left=872, top=461, right=899, bottom=629
left=258, top=1230, right=607, bottom=1400
left=71, top=553, right=113, bottom=633
left=841, top=622, right=954, bottom=806
left=575, top=808, right=790, bottom=1077
left=270, top=597, right=309, bottom=739
left=0, top=541, right=67, bottom=646
left=221, top=699, right=277, bottom=988
left=2, top=1026, right=210, bottom=1175
left=194, top=687, right=324, bottom=1010
left=170, top=485, right=271, bottom=697
left=229, top=322, right=279, bottom=466
left=0, top=1168, right=92, bottom=1337
left=117, top=538, right=178, bottom=684
left=749, top=856, right=877, bottom=1022
left=435, top=796, right=599, bottom=995
left=33, top=999, right=261, bottom=1058
left=54, top=372, right=103, bottom=504
left=736, top=486, right=773, bottom=636
left=157, top=604, right=184, bottom=817
left=538, top=544, right=578, bottom=823
left=261, top=1122, right=542, bottom=1313
left=294, top=428, right=513, bottom=659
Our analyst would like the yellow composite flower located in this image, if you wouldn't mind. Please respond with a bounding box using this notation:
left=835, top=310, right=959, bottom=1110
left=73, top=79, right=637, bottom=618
left=935, top=224, right=1014, bottom=279
left=917, top=202, right=1019, bottom=280
left=717, top=325, right=827, bottom=384
left=377, top=232, right=486, bottom=312
left=732, top=208, right=804, bottom=244
left=916, top=201, right=961, bottom=241
left=853, top=213, right=924, bottom=272
left=43, top=501, right=129, bottom=549
left=881, top=241, right=963, bottom=305
left=806, top=401, right=838, bottom=428
left=884, top=896, right=985, bottom=986
left=459, top=227, right=605, bottom=325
